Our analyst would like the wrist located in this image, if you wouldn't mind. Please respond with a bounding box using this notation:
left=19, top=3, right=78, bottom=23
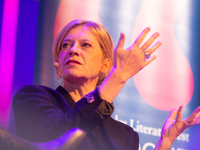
left=154, top=138, right=171, bottom=150
left=109, top=67, right=129, bottom=84
left=84, top=87, right=101, bottom=103
left=99, top=68, right=127, bottom=103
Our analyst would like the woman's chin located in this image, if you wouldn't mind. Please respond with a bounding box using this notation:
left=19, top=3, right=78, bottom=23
left=63, top=75, right=86, bottom=83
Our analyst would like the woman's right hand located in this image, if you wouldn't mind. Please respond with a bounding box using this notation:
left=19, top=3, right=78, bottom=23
left=154, top=106, right=200, bottom=150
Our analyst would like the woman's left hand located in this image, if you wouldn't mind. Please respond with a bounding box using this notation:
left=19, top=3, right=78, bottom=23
left=155, top=106, right=200, bottom=150
left=100, top=27, right=162, bottom=103
left=112, top=27, right=162, bottom=82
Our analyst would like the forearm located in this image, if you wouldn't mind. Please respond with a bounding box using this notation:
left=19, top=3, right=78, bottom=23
left=99, top=68, right=127, bottom=103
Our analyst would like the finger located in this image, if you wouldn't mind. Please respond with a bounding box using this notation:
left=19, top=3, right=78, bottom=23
left=146, top=41, right=162, bottom=55
left=113, top=33, right=125, bottom=66
left=143, top=55, right=157, bottom=67
left=189, top=106, right=200, bottom=120
left=132, top=27, right=151, bottom=47
left=115, top=32, right=125, bottom=51
left=144, top=41, right=162, bottom=61
left=176, top=106, right=183, bottom=122
left=141, top=32, right=160, bottom=51
left=168, top=108, right=178, bottom=120
left=195, top=115, right=200, bottom=124
left=186, top=106, right=200, bottom=124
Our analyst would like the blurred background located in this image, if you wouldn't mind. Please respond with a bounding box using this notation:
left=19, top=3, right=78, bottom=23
left=0, top=0, right=200, bottom=149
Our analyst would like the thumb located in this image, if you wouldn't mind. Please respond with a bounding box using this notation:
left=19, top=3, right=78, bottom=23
left=113, top=33, right=125, bottom=66
left=115, top=32, right=125, bottom=50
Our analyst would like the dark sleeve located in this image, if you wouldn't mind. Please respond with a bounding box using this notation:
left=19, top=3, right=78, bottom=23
left=75, top=87, right=114, bottom=131
left=12, top=85, right=113, bottom=142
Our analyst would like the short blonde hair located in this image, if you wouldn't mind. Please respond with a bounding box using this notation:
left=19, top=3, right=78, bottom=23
left=52, top=19, right=114, bottom=86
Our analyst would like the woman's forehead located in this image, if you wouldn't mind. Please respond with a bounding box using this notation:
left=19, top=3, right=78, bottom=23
left=65, top=25, right=96, bottom=40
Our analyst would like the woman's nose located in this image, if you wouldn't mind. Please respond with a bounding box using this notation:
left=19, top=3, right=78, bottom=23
left=68, top=44, right=80, bottom=56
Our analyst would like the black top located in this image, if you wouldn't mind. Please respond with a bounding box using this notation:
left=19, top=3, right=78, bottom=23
left=13, top=85, right=139, bottom=150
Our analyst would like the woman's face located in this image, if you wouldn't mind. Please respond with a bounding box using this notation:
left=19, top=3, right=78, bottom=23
left=58, top=25, right=105, bottom=84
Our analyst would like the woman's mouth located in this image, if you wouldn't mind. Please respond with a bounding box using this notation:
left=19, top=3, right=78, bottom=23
left=66, top=59, right=81, bottom=65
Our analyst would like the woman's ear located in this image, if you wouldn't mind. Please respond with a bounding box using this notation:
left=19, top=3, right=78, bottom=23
left=54, top=62, right=59, bottom=67
left=100, top=58, right=112, bottom=74
left=54, top=62, right=61, bottom=78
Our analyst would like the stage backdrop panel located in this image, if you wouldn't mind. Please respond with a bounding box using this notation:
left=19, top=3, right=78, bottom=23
left=1, top=0, right=198, bottom=149
left=34, top=0, right=200, bottom=149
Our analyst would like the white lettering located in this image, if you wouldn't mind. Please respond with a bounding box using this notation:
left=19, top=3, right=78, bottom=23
left=114, top=114, right=127, bottom=125
left=130, top=119, right=134, bottom=128
left=114, top=114, right=190, bottom=143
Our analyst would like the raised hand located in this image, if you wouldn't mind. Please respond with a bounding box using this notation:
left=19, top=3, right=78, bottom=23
left=155, top=106, right=200, bottom=150
left=113, top=27, right=162, bottom=82
left=99, top=27, right=162, bottom=103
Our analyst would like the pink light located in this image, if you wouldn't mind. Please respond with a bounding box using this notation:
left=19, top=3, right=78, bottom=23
left=0, top=0, right=19, bottom=129
left=131, top=0, right=193, bottom=111
left=54, top=0, right=101, bottom=40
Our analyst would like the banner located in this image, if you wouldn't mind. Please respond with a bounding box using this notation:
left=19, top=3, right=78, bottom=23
left=1, top=0, right=198, bottom=149
left=34, top=0, right=200, bottom=149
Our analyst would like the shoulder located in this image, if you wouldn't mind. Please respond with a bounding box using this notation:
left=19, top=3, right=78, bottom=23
left=115, top=118, right=138, bottom=135
left=113, top=118, right=139, bottom=149
left=15, top=84, right=55, bottom=93
left=111, top=117, right=139, bottom=142
left=12, top=85, right=71, bottom=112
left=103, top=117, right=139, bottom=149
left=13, top=85, right=60, bottom=98
left=106, top=117, right=139, bottom=138
left=12, top=85, right=63, bottom=105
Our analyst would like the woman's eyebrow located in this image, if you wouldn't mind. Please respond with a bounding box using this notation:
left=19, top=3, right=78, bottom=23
left=62, top=36, right=94, bottom=43
left=81, top=39, right=93, bottom=42
left=63, top=38, right=71, bottom=42
left=62, top=39, right=74, bottom=45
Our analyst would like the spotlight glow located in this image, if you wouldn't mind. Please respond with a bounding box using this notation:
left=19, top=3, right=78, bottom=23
left=0, top=0, right=19, bottom=129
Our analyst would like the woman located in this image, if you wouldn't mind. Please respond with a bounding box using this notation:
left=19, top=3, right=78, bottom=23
left=13, top=20, right=200, bottom=150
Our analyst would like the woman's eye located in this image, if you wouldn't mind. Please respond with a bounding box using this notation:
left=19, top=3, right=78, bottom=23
left=63, top=43, right=71, bottom=48
left=82, top=43, right=91, bottom=47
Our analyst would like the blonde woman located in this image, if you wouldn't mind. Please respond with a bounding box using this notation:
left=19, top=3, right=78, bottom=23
left=13, top=20, right=200, bottom=150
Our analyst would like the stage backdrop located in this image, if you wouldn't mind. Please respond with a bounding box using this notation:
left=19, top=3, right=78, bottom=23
left=34, top=0, right=200, bottom=149
left=0, top=0, right=200, bottom=149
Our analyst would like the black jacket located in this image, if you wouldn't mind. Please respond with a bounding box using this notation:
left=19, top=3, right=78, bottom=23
left=13, top=85, right=139, bottom=150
